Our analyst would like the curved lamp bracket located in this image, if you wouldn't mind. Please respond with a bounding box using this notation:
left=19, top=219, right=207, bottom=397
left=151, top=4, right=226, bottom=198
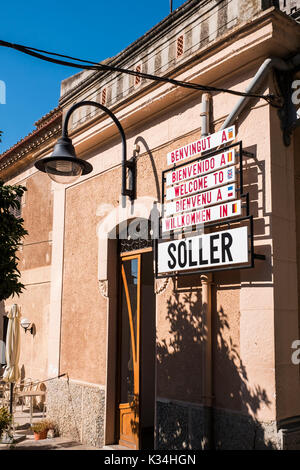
left=35, top=100, right=135, bottom=199
left=63, top=101, right=134, bottom=199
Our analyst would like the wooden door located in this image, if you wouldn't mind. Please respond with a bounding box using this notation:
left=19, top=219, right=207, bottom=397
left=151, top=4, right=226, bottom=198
left=118, top=254, right=141, bottom=449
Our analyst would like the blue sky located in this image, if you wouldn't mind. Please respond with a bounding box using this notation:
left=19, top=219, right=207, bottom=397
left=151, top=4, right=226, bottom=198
left=0, top=0, right=187, bottom=154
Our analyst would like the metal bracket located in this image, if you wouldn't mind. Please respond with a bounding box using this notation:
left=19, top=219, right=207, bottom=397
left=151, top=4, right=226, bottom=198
left=123, top=158, right=136, bottom=200
left=274, top=69, right=298, bottom=147
left=242, top=150, right=255, bottom=158
left=253, top=253, right=266, bottom=260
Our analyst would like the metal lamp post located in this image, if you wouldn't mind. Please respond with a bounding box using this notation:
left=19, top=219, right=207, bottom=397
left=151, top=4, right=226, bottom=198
left=35, top=101, right=135, bottom=199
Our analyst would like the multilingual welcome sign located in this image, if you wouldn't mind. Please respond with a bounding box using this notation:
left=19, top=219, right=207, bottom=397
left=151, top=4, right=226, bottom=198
left=156, top=125, right=253, bottom=277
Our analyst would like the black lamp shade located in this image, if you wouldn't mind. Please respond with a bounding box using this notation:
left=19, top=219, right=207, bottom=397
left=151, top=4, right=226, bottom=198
left=35, top=136, right=93, bottom=184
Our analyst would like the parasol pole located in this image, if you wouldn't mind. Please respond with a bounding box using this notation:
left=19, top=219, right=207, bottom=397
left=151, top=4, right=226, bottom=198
left=9, top=383, right=14, bottom=415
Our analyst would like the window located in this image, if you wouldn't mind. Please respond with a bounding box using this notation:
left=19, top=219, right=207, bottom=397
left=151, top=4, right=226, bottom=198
left=176, top=35, right=184, bottom=58
left=135, top=64, right=142, bottom=87
left=101, top=87, right=107, bottom=106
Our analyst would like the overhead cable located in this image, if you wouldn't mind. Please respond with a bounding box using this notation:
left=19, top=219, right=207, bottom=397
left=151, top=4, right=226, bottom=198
left=0, top=39, right=281, bottom=106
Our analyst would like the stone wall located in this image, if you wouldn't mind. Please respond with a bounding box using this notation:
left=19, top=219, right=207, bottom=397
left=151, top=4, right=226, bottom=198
left=46, top=386, right=300, bottom=449
left=156, top=399, right=291, bottom=450
left=156, top=399, right=211, bottom=450
left=46, top=378, right=105, bottom=448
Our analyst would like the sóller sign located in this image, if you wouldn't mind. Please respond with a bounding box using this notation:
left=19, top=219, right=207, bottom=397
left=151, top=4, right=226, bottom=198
left=157, top=226, right=249, bottom=274
left=162, top=200, right=241, bottom=233
left=166, top=166, right=235, bottom=201
left=165, top=183, right=236, bottom=217
left=167, top=126, right=235, bottom=166
left=166, top=149, right=235, bottom=186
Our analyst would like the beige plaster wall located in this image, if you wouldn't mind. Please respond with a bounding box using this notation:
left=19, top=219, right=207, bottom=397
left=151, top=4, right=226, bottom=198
left=59, top=170, right=121, bottom=384
left=59, top=72, right=278, bottom=425
left=270, top=105, right=300, bottom=422
left=0, top=63, right=279, bottom=426
left=212, top=270, right=242, bottom=412
left=3, top=171, right=53, bottom=382
left=153, top=66, right=277, bottom=423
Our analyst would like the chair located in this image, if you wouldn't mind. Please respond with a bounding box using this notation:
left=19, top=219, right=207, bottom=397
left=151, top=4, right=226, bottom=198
left=16, top=378, right=33, bottom=412
left=32, top=381, right=47, bottom=416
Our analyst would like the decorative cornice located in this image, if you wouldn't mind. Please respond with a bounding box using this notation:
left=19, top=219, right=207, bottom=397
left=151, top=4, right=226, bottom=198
left=34, top=106, right=61, bottom=129
left=98, top=280, right=108, bottom=298
left=57, top=6, right=294, bottom=142
left=0, top=110, right=62, bottom=172
left=99, top=276, right=169, bottom=297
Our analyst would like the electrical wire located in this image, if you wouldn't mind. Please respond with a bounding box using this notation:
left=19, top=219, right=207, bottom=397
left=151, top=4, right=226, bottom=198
left=0, top=39, right=281, bottom=106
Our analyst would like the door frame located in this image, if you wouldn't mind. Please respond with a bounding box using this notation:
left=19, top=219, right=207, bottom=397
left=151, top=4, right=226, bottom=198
left=117, top=253, right=141, bottom=449
left=116, top=246, right=154, bottom=449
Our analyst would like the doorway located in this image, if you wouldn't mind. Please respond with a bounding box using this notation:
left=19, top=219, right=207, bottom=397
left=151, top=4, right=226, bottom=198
left=117, top=248, right=155, bottom=449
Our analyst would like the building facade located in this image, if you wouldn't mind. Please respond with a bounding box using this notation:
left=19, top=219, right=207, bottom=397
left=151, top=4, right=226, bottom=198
left=2, top=0, right=300, bottom=450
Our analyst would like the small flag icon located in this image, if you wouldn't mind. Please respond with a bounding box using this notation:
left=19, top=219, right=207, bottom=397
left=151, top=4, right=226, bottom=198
left=227, top=185, right=234, bottom=197
left=228, top=128, right=234, bottom=139
left=227, top=152, right=232, bottom=162
left=227, top=168, right=233, bottom=179
left=232, top=202, right=238, bottom=213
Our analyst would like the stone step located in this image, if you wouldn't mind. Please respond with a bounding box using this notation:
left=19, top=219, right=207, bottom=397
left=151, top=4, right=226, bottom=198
left=102, top=444, right=132, bottom=451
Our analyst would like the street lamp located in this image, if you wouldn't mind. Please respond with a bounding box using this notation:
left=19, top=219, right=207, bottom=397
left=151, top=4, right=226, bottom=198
left=35, top=101, right=135, bottom=199
left=20, top=318, right=34, bottom=334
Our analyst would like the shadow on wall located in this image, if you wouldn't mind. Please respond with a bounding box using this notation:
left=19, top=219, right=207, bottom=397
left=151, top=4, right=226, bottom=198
left=156, top=281, right=276, bottom=450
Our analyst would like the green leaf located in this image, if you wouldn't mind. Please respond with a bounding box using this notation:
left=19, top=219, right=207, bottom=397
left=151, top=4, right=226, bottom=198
left=0, top=180, right=28, bottom=301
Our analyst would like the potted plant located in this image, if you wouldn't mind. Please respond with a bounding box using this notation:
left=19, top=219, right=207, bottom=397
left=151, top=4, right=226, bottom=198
left=31, top=419, right=55, bottom=440
left=0, top=407, right=12, bottom=441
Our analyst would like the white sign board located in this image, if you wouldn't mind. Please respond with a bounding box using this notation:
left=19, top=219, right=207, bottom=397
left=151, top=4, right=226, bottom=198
left=167, top=126, right=235, bottom=166
left=165, top=183, right=236, bottom=217
left=166, top=149, right=235, bottom=186
left=166, top=167, right=236, bottom=201
left=162, top=200, right=241, bottom=232
left=157, top=226, right=249, bottom=273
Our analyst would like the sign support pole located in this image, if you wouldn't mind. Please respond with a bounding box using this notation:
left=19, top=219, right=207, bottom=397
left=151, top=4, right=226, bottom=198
left=200, top=273, right=213, bottom=449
